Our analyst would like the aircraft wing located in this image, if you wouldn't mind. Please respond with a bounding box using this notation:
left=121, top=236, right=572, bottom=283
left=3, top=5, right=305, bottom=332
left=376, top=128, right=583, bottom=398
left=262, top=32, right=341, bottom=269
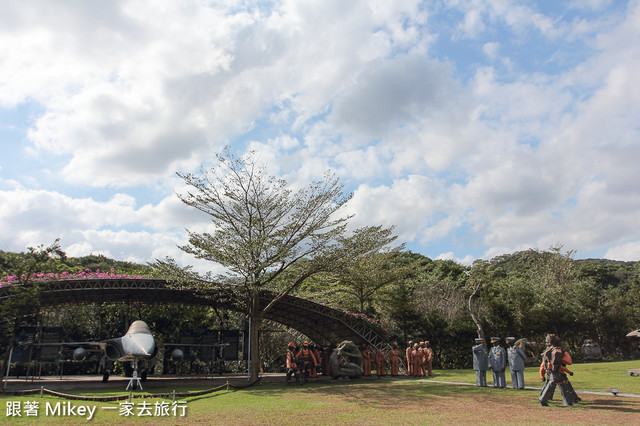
left=14, top=341, right=105, bottom=363
left=163, top=342, right=230, bottom=347
left=25, top=341, right=104, bottom=348
left=162, top=342, right=230, bottom=362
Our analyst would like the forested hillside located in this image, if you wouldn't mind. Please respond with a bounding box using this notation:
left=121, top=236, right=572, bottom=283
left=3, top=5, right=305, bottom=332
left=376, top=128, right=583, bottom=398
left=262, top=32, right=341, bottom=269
left=1, top=243, right=638, bottom=370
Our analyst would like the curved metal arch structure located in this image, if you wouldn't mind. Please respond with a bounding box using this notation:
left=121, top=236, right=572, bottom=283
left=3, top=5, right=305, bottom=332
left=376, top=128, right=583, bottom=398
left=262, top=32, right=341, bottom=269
left=0, top=278, right=390, bottom=349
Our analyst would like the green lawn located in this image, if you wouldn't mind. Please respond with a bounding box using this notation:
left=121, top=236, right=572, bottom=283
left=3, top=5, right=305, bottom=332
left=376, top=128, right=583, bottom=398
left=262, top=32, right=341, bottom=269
left=435, top=359, right=640, bottom=394
left=2, top=361, right=640, bottom=424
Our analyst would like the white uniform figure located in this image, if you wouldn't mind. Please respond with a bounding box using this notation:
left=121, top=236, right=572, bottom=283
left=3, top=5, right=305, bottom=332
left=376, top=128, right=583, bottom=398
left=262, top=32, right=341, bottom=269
left=472, top=338, right=488, bottom=387
left=506, top=337, right=526, bottom=389
left=488, top=337, right=506, bottom=388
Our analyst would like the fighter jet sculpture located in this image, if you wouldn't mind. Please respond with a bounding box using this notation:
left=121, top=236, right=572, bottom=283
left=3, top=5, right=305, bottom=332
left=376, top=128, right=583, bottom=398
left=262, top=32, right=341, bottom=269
left=11, top=320, right=228, bottom=390
left=70, top=320, right=157, bottom=390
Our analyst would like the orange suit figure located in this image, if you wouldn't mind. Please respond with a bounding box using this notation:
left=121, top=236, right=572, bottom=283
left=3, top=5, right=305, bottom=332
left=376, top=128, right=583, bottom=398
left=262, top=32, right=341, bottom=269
left=425, top=341, right=434, bottom=377
left=411, top=343, right=421, bottom=377
left=389, top=342, right=400, bottom=376
left=309, top=344, right=320, bottom=378
left=362, top=344, right=373, bottom=376
left=406, top=341, right=414, bottom=376
left=295, top=341, right=318, bottom=384
left=376, top=349, right=386, bottom=377
left=286, top=342, right=300, bottom=385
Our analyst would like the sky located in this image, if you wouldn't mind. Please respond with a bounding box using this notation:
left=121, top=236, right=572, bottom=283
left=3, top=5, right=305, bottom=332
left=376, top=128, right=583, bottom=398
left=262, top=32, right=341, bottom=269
left=1, top=0, right=639, bottom=273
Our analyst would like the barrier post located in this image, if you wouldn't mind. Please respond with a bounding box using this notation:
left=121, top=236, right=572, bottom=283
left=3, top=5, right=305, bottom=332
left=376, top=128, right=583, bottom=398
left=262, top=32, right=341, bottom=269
left=3, top=346, right=13, bottom=391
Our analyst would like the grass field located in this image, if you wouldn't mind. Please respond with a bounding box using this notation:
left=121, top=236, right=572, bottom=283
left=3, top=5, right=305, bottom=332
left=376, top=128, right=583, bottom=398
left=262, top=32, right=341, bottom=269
left=2, top=360, right=640, bottom=425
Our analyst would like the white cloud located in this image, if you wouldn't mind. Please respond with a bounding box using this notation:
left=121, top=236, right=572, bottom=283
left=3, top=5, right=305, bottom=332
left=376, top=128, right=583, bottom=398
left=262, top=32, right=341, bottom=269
left=329, top=55, right=457, bottom=139
left=1, top=0, right=638, bottom=269
left=344, top=175, right=450, bottom=243
left=436, top=251, right=475, bottom=266
left=0, top=187, right=209, bottom=263
left=604, top=241, right=640, bottom=262
left=568, top=0, right=613, bottom=11
left=482, top=42, right=500, bottom=60
left=1, top=0, right=433, bottom=188
left=446, top=0, right=562, bottom=39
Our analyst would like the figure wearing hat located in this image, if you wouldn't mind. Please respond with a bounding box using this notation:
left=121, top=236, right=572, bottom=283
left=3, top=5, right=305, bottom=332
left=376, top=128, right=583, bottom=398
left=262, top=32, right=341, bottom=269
left=389, top=342, right=400, bottom=376
left=488, top=337, right=507, bottom=388
left=411, top=343, right=421, bottom=377
left=295, top=341, right=318, bottom=384
left=506, top=337, right=526, bottom=389
left=472, top=338, right=488, bottom=387
left=286, top=342, right=300, bottom=385
left=405, top=341, right=414, bottom=376
left=418, top=342, right=426, bottom=377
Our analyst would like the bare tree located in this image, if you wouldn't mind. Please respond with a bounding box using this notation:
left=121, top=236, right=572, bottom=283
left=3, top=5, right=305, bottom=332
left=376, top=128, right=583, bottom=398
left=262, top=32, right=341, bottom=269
left=467, top=260, right=491, bottom=345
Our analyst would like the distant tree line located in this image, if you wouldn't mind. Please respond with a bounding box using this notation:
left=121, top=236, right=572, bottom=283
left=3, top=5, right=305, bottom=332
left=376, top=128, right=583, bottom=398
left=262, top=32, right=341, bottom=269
left=344, top=247, right=640, bottom=368
left=2, top=243, right=638, bottom=371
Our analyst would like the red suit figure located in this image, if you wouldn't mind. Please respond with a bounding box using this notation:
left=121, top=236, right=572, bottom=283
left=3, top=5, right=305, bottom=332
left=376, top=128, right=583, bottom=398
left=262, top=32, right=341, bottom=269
left=295, top=341, right=318, bottom=384
left=411, top=344, right=421, bottom=377
left=406, top=341, right=414, bottom=376
left=418, top=342, right=426, bottom=376
left=362, top=344, right=373, bottom=376
left=390, top=342, right=400, bottom=376
left=309, top=344, right=320, bottom=378
left=425, top=341, right=434, bottom=377
left=376, top=349, right=386, bottom=377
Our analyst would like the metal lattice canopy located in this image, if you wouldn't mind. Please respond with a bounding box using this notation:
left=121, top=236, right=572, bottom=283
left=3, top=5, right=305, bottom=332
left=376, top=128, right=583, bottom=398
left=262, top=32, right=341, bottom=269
left=0, top=278, right=390, bottom=350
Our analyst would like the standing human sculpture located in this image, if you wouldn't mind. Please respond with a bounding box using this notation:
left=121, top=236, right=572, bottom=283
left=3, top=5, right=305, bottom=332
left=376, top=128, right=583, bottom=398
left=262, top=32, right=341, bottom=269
left=405, top=341, right=414, bottom=376
left=506, top=337, right=526, bottom=389
left=538, top=334, right=579, bottom=406
left=285, top=342, right=300, bottom=385
left=361, top=343, right=373, bottom=376
left=425, top=341, right=434, bottom=377
left=418, top=342, right=427, bottom=377
left=411, top=343, right=421, bottom=377
left=295, top=341, right=318, bottom=385
left=472, top=338, right=488, bottom=387
left=375, top=348, right=386, bottom=377
left=389, top=342, right=400, bottom=376
left=488, top=337, right=507, bottom=388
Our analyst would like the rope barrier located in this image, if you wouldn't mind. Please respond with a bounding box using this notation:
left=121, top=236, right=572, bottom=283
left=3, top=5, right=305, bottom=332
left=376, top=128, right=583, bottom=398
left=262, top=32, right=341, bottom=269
left=2, top=377, right=262, bottom=401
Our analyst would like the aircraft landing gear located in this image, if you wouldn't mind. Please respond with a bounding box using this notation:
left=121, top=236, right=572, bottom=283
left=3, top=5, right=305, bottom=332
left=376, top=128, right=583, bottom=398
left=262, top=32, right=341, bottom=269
left=99, top=355, right=112, bottom=383
left=126, top=361, right=143, bottom=391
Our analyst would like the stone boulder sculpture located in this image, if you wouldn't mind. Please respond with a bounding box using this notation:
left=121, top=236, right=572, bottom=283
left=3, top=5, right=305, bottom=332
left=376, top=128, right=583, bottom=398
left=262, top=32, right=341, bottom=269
left=329, top=340, right=364, bottom=379
left=581, top=339, right=603, bottom=361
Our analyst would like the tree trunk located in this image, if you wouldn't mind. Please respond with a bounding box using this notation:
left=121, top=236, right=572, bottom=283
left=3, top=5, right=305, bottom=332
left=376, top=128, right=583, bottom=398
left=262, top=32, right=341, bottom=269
left=468, top=281, right=486, bottom=344
left=248, top=295, right=262, bottom=382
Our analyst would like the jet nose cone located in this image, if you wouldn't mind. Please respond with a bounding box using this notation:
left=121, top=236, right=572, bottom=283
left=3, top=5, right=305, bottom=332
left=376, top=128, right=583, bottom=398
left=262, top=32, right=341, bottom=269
left=123, top=333, right=156, bottom=358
